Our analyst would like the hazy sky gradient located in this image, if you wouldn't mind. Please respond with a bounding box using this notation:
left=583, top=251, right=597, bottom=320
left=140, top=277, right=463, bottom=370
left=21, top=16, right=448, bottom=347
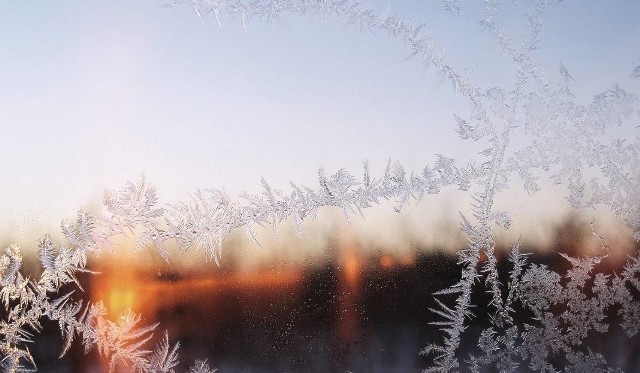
left=1, top=0, right=638, bottom=243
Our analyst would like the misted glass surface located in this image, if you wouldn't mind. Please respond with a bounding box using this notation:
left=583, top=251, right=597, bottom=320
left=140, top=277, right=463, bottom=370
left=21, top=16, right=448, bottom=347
left=1, top=1, right=639, bottom=372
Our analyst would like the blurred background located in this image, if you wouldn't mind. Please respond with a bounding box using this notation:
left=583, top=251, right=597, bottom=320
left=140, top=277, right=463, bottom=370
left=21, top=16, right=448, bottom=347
left=21, top=208, right=640, bottom=372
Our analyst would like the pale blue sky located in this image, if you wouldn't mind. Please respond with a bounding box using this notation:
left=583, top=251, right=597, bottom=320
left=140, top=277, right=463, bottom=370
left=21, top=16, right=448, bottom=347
left=1, top=0, right=638, bottom=242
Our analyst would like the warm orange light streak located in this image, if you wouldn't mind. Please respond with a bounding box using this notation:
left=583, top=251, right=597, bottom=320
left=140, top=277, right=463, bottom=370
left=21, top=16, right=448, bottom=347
left=91, top=260, right=304, bottom=318
left=336, top=238, right=362, bottom=346
left=380, top=254, right=394, bottom=269
left=108, top=289, right=136, bottom=316
left=135, top=269, right=303, bottom=296
left=91, top=262, right=142, bottom=318
left=342, top=250, right=360, bottom=287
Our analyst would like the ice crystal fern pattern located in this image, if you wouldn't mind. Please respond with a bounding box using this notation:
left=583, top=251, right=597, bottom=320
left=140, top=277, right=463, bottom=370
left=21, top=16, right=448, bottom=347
left=2, top=0, right=639, bottom=372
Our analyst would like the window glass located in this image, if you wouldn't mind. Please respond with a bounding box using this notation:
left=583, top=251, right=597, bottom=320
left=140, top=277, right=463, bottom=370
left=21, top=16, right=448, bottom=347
left=1, top=1, right=639, bottom=371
